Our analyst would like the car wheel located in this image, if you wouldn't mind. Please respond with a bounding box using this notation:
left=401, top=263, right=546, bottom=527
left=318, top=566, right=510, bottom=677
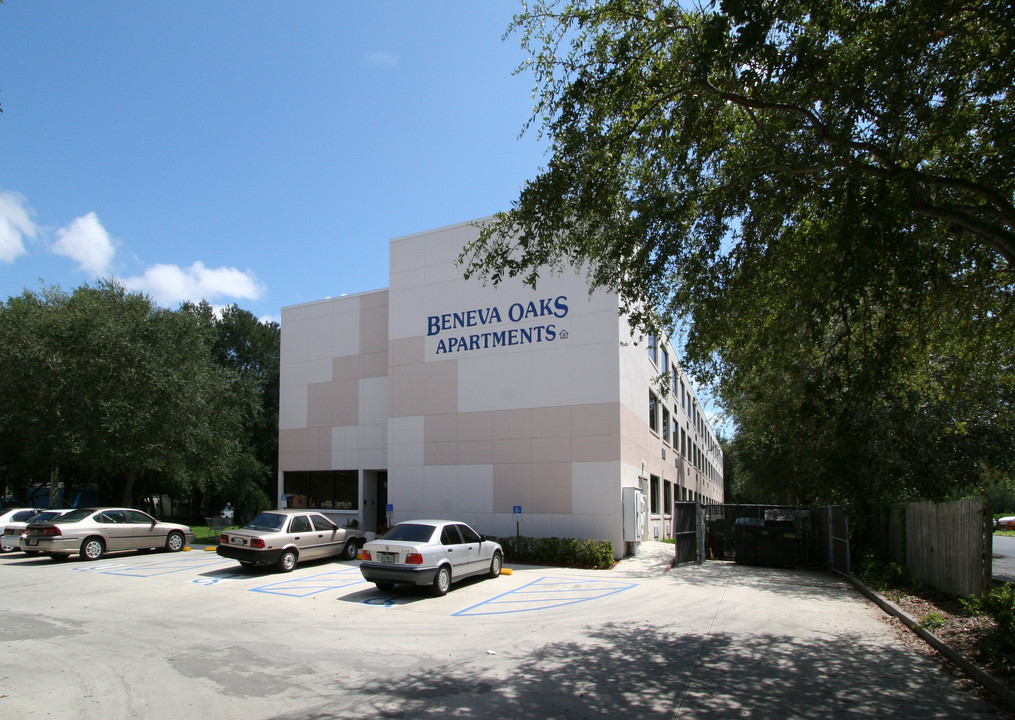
left=80, top=537, right=105, bottom=561
left=342, top=539, right=359, bottom=560
left=488, top=551, right=503, bottom=578
left=375, top=582, right=394, bottom=591
left=0, top=545, right=14, bottom=553
left=165, top=531, right=185, bottom=553
left=277, top=549, right=298, bottom=573
left=432, top=565, right=451, bottom=596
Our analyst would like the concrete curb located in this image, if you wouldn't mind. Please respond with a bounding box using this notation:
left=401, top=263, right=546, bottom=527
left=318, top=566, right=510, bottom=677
left=848, top=575, right=1015, bottom=712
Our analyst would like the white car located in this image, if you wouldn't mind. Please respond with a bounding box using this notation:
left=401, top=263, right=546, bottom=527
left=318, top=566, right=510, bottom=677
left=0, top=508, right=45, bottom=553
left=359, top=519, right=503, bottom=596
left=1, top=509, right=72, bottom=552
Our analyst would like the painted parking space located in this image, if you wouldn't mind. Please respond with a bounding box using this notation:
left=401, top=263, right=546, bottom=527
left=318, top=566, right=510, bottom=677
left=452, top=575, right=638, bottom=616
left=75, top=553, right=233, bottom=577
left=250, top=566, right=367, bottom=598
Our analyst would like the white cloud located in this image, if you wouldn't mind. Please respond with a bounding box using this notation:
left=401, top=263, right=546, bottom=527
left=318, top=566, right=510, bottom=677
left=365, top=50, right=398, bottom=67
left=123, top=261, right=266, bottom=307
left=0, top=191, right=37, bottom=263
left=52, top=212, right=116, bottom=277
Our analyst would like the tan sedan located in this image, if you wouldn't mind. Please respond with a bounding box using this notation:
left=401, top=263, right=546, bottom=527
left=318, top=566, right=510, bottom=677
left=216, top=509, right=365, bottom=572
left=22, top=507, right=194, bottom=561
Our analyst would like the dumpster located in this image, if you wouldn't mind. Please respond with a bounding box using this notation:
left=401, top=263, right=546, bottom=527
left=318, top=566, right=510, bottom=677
left=734, top=517, right=799, bottom=568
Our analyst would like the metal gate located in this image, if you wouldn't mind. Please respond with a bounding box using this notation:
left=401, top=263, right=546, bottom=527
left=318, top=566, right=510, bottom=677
left=673, top=501, right=704, bottom=565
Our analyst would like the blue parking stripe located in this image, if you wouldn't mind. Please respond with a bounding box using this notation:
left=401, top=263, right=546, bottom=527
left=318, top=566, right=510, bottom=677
left=250, top=567, right=366, bottom=597
left=453, top=576, right=637, bottom=616
left=98, top=555, right=233, bottom=577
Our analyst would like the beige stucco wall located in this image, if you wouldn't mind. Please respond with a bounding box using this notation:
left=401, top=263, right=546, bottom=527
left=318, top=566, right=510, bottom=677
left=277, top=218, right=723, bottom=556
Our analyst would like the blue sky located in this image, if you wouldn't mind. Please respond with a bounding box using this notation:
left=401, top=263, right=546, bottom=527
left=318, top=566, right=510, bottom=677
left=0, top=1, right=544, bottom=322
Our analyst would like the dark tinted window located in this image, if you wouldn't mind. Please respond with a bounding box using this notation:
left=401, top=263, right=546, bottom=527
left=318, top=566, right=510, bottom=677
left=125, top=510, right=155, bottom=524
left=99, top=511, right=128, bottom=524
left=11, top=510, right=37, bottom=522
left=441, top=526, right=463, bottom=545
left=456, top=524, right=481, bottom=543
left=246, top=513, right=287, bottom=531
left=383, top=523, right=437, bottom=543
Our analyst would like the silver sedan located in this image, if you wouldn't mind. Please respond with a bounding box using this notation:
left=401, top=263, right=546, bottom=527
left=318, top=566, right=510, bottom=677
left=359, top=519, right=504, bottom=596
left=22, top=508, right=194, bottom=561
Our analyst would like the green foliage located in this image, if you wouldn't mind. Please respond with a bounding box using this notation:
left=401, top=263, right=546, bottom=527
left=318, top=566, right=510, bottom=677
left=462, top=0, right=1015, bottom=512
left=496, top=535, right=615, bottom=569
left=978, top=584, right=1015, bottom=644
left=919, top=612, right=946, bottom=630
left=0, top=282, right=279, bottom=513
left=852, top=550, right=917, bottom=593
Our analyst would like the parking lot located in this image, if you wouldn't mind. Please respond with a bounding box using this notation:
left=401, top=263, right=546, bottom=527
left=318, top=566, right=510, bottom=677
left=0, top=543, right=1005, bottom=719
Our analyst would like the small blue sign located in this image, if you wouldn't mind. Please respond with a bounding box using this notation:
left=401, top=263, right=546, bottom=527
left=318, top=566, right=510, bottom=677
left=386, top=504, right=394, bottom=512
left=513, top=506, right=522, bottom=514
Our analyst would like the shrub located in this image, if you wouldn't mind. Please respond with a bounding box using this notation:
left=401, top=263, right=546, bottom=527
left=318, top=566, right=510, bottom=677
left=495, top=535, right=615, bottom=569
left=852, top=551, right=918, bottom=593
left=979, top=584, right=1015, bottom=646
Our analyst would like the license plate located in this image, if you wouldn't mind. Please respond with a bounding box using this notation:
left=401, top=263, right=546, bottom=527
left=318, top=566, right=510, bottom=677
left=230, top=537, right=245, bottom=545
left=378, top=551, right=397, bottom=564
left=27, top=538, right=38, bottom=546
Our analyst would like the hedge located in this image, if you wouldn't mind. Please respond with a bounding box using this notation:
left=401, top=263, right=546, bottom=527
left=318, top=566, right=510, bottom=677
left=494, top=535, right=615, bottom=569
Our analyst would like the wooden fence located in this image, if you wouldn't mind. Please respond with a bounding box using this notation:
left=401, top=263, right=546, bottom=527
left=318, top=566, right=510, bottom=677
left=906, top=497, right=992, bottom=598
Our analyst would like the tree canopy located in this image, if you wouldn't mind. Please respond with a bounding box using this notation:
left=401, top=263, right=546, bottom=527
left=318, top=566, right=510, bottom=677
left=0, top=281, right=279, bottom=514
left=463, top=0, right=1015, bottom=510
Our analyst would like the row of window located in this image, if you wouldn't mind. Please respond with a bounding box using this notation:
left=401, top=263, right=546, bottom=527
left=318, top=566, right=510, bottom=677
left=647, top=474, right=715, bottom=515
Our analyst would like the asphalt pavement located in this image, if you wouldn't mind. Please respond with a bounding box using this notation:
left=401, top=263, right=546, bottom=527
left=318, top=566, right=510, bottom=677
left=0, top=541, right=1006, bottom=719
left=993, top=534, right=1015, bottom=583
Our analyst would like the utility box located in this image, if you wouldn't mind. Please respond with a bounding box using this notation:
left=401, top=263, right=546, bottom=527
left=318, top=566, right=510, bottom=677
left=622, top=487, right=647, bottom=554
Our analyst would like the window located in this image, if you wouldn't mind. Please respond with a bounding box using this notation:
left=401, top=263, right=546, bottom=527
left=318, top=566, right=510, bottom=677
left=649, top=392, right=659, bottom=433
left=680, top=428, right=686, bottom=457
left=661, top=348, right=669, bottom=378
left=457, top=524, right=481, bottom=543
left=662, top=407, right=671, bottom=443
left=650, top=475, right=660, bottom=515
left=441, top=525, right=463, bottom=545
left=673, top=414, right=679, bottom=445
left=289, top=515, right=312, bottom=533
left=283, top=470, right=359, bottom=510
left=664, top=481, right=672, bottom=514
left=311, top=514, right=336, bottom=531
left=648, top=334, right=657, bottom=365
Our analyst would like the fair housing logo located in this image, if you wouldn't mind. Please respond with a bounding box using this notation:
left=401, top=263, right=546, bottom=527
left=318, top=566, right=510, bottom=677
left=426, top=296, right=569, bottom=356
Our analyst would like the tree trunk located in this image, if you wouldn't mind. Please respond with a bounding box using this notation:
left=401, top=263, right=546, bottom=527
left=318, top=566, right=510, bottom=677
left=120, top=469, right=136, bottom=508
left=49, top=463, right=60, bottom=509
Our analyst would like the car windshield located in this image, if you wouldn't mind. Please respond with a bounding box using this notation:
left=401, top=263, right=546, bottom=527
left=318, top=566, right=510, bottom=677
left=382, top=523, right=436, bottom=543
left=50, top=508, right=94, bottom=523
left=245, top=512, right=287, bottom=531
left=30, top=511, right=63, bottom=522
